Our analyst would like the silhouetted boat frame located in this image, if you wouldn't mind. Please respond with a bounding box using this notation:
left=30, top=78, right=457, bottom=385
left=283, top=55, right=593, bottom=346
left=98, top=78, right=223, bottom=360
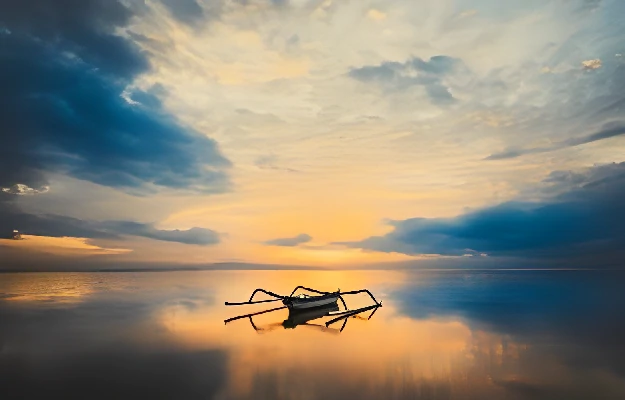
left=224, top=285, right=382, bottom=333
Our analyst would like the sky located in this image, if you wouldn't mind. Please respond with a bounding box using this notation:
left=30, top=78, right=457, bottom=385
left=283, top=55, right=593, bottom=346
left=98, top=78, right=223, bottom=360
left=0, top=0, right=624, bottom=270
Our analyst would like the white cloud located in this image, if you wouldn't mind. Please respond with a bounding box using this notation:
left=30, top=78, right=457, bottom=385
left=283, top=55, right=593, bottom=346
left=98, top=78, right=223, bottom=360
left=581, top=59, right=602, bottom=70
left=458, top=9, right=477, bottom=19
left=2, top=183, right=50, bottom=195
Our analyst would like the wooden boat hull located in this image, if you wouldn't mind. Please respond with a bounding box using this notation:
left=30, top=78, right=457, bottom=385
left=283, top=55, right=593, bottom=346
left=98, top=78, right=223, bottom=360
left=283, top=293, right=339, bottom=310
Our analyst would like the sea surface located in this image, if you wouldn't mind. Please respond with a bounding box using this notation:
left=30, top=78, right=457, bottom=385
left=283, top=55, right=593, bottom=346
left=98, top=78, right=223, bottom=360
left=1, top=269, right=624, bottom=399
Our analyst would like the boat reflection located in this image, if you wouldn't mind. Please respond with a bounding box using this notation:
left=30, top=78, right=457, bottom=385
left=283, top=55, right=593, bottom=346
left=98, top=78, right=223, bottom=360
left=225, top=302, right=382, bottom=334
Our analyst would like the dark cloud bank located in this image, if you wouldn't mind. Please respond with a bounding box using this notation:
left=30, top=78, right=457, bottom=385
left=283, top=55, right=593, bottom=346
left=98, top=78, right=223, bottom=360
left=0, top=0, right=230, bottom=247
left=0, top=202, right=220, bottom=246
left=0, top=0, right=230, bottom=193
left=340, top=162, right=625, bottom=266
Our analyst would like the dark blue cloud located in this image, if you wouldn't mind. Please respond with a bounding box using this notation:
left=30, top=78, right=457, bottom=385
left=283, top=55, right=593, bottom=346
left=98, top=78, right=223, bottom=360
left=339, top=163, right=625, bottom=263
left=102, top=221, right=220, bottom=245
left=159, top=0, right=206, bottom=26
left=0, top=201, right=220, bottom=245
left=129, top=84, right=167, bottom=110
left=348, top=56, right=462, bottom=105
left=263, top=233, right=312, bottom=246
left=0, top=0, right=231, bottom=193
left=0, top=0, right=148, bottom=78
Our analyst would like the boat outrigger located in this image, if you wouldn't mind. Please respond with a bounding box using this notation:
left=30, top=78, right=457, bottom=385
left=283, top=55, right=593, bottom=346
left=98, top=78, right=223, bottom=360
left=224, top=285, right=382, bottom=333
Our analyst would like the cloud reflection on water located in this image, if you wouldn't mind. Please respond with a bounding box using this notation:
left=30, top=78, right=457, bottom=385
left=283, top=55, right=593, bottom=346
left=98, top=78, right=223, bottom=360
left=392, top=270, right=625, bottom=399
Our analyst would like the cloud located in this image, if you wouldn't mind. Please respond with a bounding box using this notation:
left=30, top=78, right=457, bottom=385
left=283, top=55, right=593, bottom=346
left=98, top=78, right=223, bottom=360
left=263, top=233, right=312, bottom=246
left=338, top=163, right=625, bottom=263
left=254, top=155, right=300, bottom=173
left=0, top=200, right=220, bottom=246
left=485, top=121, right=625, bottom=160
left=348, top=56, right=463, bottom=105
left=458, top=9, right=478, bottom=19
left=2, top=184, right=50, bottom=195
left=158, top=0, right=207, bottom=26
left=233, top=0, right=289, bottom=7
left=126, top=83, right=168, bottom=110
left=582, top=58, right=602, bottom=70
left=579, top=0, right=602, bottom=12
left=0, top=0, right=147, bottom=77
left=0, top=0, right=231, bottom=194
left=102, top=222, right=221, bottom=245
left=367, top=9, right=386, bottom=21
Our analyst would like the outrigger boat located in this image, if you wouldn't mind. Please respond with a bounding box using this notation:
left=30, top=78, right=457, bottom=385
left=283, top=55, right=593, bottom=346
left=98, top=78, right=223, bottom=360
left=224, top=285, right=382, bottom=333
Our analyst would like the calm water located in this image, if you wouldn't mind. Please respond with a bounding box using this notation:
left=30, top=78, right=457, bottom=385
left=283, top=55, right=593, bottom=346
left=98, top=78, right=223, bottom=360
left=1, top=270, right=624, bottom=399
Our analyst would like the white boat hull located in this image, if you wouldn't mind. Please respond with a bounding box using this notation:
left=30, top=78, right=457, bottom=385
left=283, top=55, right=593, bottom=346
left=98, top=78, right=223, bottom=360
left=288, top=295, right=339, bottom=310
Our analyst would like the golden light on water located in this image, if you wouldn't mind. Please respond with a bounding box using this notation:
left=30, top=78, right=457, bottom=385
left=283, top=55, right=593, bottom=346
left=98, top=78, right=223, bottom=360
left=150, top=270, right=534, bottom=398
left=0, top=273, right=98, bottom=302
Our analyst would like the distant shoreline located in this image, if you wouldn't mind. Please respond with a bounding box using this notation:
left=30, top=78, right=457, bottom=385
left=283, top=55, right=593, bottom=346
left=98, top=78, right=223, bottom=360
left=1, top=267, right=622, bottom=273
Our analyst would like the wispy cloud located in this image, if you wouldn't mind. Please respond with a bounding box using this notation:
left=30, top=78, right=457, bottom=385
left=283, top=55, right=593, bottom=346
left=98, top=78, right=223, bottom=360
left=458, top=10, right=477, bottom=19
left=102, top=221, right=221, bottom=245
left=0, top=198, right=220, bottom=246
left=349, top=56, right=463, bottom=105
left=254, top=155, right=300, bottom=173
left=264, top=233, right=312, bottom=247
left=485, top=122, right=625, bottom=160
left=579, top=0, right=603, bottom=12
left=158, top=0, right=208, bottom=26
left=367, top=9, right=387, bottom=21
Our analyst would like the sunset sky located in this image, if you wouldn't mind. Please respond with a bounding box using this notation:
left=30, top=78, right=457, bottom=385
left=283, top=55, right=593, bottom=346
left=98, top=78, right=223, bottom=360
left=1, top=0, right=624, bottom=269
